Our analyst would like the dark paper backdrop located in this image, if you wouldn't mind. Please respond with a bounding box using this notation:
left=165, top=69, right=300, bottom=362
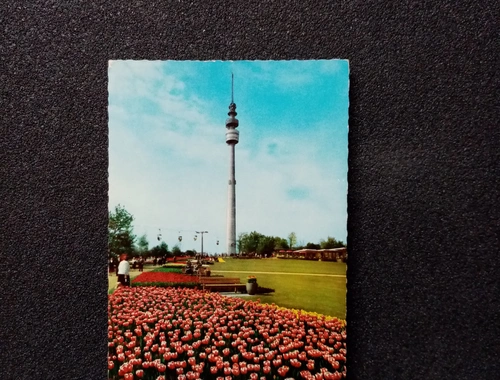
left=1, top=1, right=499, bottom=379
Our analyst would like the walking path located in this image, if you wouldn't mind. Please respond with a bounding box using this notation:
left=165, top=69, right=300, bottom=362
left=212, top=270, right=345, bottom=278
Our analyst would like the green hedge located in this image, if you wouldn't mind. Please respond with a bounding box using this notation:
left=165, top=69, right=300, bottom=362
left=152, top=267, right=183, bottom=273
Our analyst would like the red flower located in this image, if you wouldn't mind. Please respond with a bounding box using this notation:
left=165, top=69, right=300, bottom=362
left=108, top=287, right=346, bottom=380
left=277, top=365, right=290, bottom=377
left=132, top=272, right=199, bottom=284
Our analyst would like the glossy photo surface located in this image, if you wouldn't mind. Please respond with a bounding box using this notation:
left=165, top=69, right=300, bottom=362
left=108, top=60, right=349, bottom=380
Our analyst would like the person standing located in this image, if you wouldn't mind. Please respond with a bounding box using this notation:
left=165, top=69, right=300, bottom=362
left=109, top=258, right=114, bottom=274
left=138, top=257, right=144, bottom=272
left=117, top=253, right=130, bottom=287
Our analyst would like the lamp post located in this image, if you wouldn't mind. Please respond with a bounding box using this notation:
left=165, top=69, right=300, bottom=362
left=195, top=231, right=208, bottom=257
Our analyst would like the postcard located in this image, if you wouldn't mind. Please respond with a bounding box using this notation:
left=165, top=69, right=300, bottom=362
left=108, top=60, right=349, bottom=380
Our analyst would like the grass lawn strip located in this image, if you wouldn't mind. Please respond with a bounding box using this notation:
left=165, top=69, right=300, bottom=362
left=213, top=257, right=346, bottom=275
left=213, top=270, right=345, bottom=277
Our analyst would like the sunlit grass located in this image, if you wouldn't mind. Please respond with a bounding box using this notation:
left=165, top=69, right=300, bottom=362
left=212, top=258, right=346, bottom=318
left=212, top=257, right=346, bottom=275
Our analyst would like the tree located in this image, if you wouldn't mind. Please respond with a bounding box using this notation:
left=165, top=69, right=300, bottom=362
left=159, top=242, right=169, bottom=256
left=238, top=233, right=246, bottom=254
left=113, top=231, right=136, bottom=257
left=237, top=232, right=246, bottom=254
left=108, top=204, right=136, bottom=257
left=306, top=242, right=321, bottom=250
left=320, top=236, right=346, bottom=249
left=150, top=245, right=162, bottom=258
left=240, top=231, right=264, bottom=254
left=274, top=237, right=289, bottom=251
left=256, top=236, right=276, bottom=257
left=150, top=242, right=170, bottom=258
left=137, top=234, right=149, bottom=256
left=288, top=232, right=297, bottom=250
left=238, top=232, right=286, bottom=257
left=172, top=245, right=182, bottom=257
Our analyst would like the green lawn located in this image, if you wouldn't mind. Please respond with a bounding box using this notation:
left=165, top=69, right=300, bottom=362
left=213, top=257, right=346, bottom=275
left=212, top=258, right=346, bottom=318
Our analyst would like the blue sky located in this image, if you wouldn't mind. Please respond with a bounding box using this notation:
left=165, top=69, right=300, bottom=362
left=108, top=60, right=349, bottom=254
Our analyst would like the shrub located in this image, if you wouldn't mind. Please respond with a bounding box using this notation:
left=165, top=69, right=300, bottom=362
left=152, top=267, right=183, bottom=273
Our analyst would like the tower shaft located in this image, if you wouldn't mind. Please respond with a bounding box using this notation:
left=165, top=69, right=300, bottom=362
left=225, top=75, right=239, bottom=255
left=226, top=144, right=236, bottom=254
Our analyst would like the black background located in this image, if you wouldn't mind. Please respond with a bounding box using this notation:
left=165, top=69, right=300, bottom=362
left=1, top=1, right=499, bottom=379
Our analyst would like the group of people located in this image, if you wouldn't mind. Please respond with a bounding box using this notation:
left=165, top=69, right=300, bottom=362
left=131, top=258, right=145, bottom=271
left=184, top=260, right=199, bottom=275
left=183, top=259, right=211, bottom=276
left=109, top=254, right=214, bottom=287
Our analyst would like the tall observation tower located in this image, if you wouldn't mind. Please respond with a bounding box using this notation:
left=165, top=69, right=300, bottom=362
left=225, top=74, right=239, bottom=255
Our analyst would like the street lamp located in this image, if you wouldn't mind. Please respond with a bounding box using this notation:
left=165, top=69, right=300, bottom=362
left=195, top=231, right=208, bottom=257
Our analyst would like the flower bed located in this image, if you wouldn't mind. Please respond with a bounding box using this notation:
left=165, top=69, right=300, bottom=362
left=132, top=272, right=199, bottom=288
left=166, top=256, right=190, bottom=262
left=162, top=263, right=188, bottom=268
left=108, top=287, right=346, bottom=380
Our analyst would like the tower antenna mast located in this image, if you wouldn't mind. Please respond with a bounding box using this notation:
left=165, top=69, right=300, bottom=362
left=231, top=72, right=234, bottom=103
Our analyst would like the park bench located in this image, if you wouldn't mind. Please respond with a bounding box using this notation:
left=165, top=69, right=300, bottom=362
left=199, top=277, right=246, bottom=293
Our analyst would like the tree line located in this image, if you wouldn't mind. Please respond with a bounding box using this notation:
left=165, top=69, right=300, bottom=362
left=109, top=204, right=345, bottom=259
left=237, top=231, right=345, bottom=258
